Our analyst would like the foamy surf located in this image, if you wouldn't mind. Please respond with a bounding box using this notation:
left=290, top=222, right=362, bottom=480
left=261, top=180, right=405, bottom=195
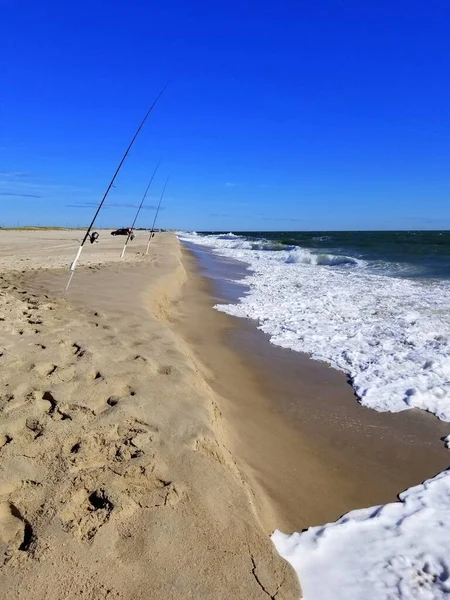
left=178, top=229, right=450, bottom=599
left=272, top=469, right=450, bottom=600
left=178, top=231, right=450, bottom=422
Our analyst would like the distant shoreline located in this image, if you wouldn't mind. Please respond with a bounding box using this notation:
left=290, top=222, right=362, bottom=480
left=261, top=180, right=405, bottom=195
left=177, top=239, right=450, bottom=531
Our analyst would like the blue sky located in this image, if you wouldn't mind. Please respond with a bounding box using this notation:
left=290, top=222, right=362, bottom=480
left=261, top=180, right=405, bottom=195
left=2, top=0, right=450, bottom=230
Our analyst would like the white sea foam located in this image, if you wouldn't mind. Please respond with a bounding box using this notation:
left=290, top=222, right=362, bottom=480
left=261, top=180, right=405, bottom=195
left=178, top=232, right=450, bottom=422
left=179, top=231, right=450, bottom=600
left=181, top=235, right=450, bottom=600
left=272, top=469, right=450, bottom=600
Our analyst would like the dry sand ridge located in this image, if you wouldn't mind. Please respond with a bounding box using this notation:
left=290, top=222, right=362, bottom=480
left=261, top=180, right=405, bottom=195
left=0, top=231, right=300, bottom=599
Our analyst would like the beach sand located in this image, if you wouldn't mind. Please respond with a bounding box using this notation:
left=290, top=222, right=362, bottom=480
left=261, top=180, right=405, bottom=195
left=1, top=229, right=448, bottom=599
left=174, top=245, right=450, bottom=533
left=0, top=231, right=299, bottom=599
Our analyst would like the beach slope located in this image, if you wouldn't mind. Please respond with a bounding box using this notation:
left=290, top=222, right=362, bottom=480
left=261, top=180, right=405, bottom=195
left=0, top=231, right=299, bottom=599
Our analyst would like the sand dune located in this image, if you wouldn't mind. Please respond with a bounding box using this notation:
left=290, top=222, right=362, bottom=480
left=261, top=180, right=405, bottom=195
left=0, top=231, right=299, bottom=599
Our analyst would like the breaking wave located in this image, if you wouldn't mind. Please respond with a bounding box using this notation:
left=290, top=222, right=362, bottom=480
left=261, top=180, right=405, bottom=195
left=178, top=231, right=450, bottom=422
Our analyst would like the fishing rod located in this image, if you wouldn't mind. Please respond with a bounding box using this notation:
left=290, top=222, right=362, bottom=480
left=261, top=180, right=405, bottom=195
left=120, top=159, right=161, bottom=259
left=63, top=81, right=171, bottom=294
left=146, top=176, right=169, bottom=254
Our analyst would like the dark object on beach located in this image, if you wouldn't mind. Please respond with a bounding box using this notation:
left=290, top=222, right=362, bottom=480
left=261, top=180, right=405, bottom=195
left=111, top=228, right=135, bottom=240
left=89, top=231, right=99, bottom=244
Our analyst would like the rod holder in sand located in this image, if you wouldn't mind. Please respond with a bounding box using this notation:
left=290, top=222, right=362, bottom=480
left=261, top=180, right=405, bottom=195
left=63, top=246, right=84, bottom=295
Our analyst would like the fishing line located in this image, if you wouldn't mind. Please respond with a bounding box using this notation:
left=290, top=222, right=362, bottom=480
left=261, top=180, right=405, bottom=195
left=63, top=81, right=171, bottom=295
left=120, top=159, right=161, bottom=259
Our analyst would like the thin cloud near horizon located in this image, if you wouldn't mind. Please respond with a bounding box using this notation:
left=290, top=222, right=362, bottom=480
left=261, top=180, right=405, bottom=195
left=0, top=172, right=31, bottom=178
left=0, top=191, right=42, bottom=198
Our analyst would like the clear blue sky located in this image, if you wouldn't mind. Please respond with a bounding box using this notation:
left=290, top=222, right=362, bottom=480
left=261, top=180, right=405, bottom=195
left=2, top=0, right=450, bottom=230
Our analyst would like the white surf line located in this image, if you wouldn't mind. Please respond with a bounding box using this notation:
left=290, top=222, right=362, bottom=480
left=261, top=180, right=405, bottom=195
left=178, top=232, right=450, bottom=599
left=272, top=469, right=450, bottom=600
left=178, top=232, right=450, bottom=422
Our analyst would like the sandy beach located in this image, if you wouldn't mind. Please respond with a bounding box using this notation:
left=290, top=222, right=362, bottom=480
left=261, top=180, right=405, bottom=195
left=4, top=2, right=449, bottom=597
left=174, top=244, right=449, bottom=532
left=1, top=229, right=449, bottom=599
left=0, top=230, right=299, bottom=599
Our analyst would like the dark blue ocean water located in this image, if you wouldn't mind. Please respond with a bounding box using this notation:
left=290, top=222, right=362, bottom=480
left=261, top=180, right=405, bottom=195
left=199, top=231, right=450, bottom=279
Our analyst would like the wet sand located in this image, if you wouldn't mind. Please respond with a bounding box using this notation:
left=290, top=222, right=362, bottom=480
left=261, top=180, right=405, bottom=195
left=175, top=243, right=450, bottom=532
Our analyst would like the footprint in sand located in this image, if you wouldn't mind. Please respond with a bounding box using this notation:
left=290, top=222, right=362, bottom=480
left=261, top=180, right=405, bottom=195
left=67, top=422, right=151, bottom=473
left=0, top=502, right=34, bottom=563
left=39, top=391, right=71, bottom=421
left=72, top=343, right=86, bottom=358
left=54, top=365, right=77, bottom=383
left=194, top=436, right=228, bottom=467
left=67, top=404, right=96, bottom=422
left=121, top=386, right=137, bottom=398
left=117, top=467, right=181, bottom=510
left=106, top=396, right=120, bottom=407
left=25, top=418, right=45, bottom=440
left=31, top=363, right=58, bottom=377
left=158, top=365, right=174, bottom=376
left=60, top=487, right=114, bottom=543
left=133, top=355, right=147, bottom=363
left=0, top=394, right=15, bottom=412
left=0, top=434, right=13, bottom=450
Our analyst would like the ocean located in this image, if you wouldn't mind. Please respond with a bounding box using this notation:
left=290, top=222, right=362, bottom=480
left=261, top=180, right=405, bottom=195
left=178, top=230, right=450, bottom=422
left=200, top=230, right=450, bottom=279
left=178, top=229, right=450, bottom=600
